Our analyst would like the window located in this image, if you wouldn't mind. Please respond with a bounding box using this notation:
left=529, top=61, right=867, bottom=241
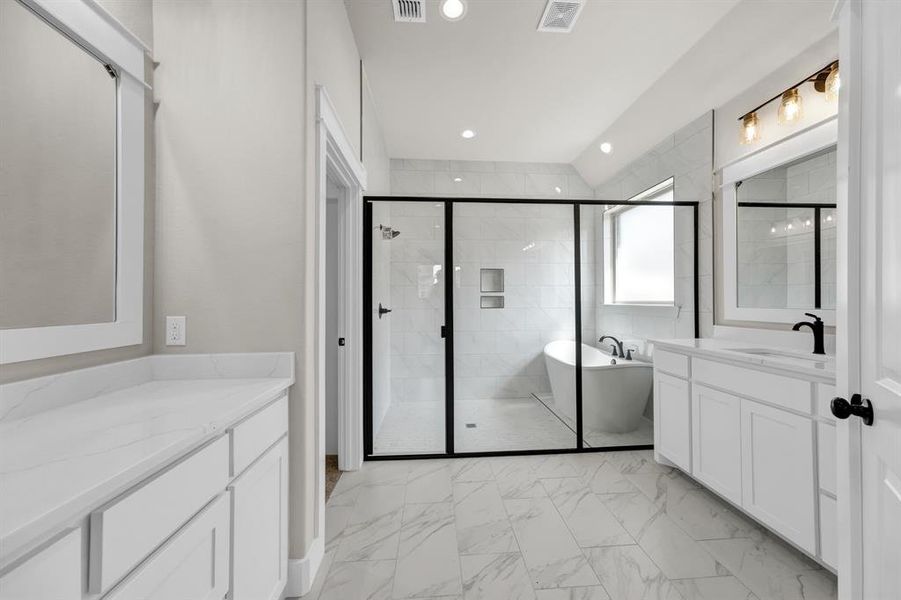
left=604, top=178, right=675, bottom=304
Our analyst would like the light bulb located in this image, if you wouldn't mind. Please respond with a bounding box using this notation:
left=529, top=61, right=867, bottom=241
left=599, top=142, right=613, bottom=154
left=461, top=129, right=475, bottom=139
left=740, top=113, right=760, bottom=145
left=825, top=64, right=840, bottom=102
left=453, top=177, right=463, bottom=183
left=440, top=0, right=466, bottom=21
left=771, top=226, right=777, bottom=234
left=778, top=89, right=804, bottom=124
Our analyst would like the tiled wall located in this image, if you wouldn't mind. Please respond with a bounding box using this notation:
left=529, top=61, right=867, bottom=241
left=592, top=112, right=713, bottom=345
left=390, top=159, right=595, bottom=199
left=452, top=203, right=579, bottom=400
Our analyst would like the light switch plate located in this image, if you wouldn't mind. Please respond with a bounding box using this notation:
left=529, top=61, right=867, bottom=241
left=166, top=316, right=186, bottom=346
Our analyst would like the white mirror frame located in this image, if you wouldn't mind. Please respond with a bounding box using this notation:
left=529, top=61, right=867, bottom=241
left=720, top=116, right=838, bottom=325
left=0, top=0, right=147, bottom=364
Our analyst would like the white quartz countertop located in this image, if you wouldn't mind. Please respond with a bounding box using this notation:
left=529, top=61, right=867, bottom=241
left=651, top=338, right=835, bottom=381
left=0, top=358, right=292, bottom=567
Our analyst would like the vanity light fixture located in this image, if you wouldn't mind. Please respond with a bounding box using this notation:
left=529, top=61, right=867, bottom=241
left=461, top=129, right=476, bottom=139
left=777, top=88, right=804, bottom=124
left=737, top=61, right=837, bottom=144
left=599, top=142, right=613, bottom=154
left=554, top=186, right=562, bottom=194
left=440, top=0, right=467, bottom=21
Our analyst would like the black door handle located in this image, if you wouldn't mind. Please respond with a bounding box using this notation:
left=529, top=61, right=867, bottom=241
left=831, top=394, right=874, bottom=426
left=378, top=303, right=392, bottom=319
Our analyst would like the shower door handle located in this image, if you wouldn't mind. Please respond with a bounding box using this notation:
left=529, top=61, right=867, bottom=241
left=378, top=303, right=392, bottom=319
left=440, top=325, right=447, bottom=338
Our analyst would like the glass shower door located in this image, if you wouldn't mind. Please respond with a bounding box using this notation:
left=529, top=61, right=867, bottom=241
left=369, top=200, right=446, bottom=455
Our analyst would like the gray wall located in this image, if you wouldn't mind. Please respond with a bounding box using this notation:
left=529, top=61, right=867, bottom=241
left=0, top=0, right=155, bottom=384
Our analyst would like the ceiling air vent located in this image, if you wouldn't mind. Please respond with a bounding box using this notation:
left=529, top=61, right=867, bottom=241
left=392, top=0, right=426, bottom=23
left=537, top=0, right=584, bottom=33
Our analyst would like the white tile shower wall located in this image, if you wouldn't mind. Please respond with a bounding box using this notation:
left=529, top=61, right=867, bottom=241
left=592, top=112, right=713, bottom=345
left=385, top=201, right=446, bottom=406
left=390, top=160, right=595, bottom=199
left=453, top=203, right=577, bottom=400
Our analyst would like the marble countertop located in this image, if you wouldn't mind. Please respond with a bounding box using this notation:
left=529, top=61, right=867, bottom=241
left=0, top=355, right=293, bottom=567
left=651, top=338, right=835, bottom=381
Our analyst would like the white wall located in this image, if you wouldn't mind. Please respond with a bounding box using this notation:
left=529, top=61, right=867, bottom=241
left=593, top=112, right=713, bottom=343
left=152, top=0, right=309, bottom=558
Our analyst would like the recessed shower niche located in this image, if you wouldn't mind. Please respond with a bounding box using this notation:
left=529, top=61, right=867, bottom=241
left=364, top=196, right=698, bottom=458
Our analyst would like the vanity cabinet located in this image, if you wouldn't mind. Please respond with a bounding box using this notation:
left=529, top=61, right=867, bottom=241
left=653, top=343, right=834, bottom=568
left=0, top=530, right=81, bottom=600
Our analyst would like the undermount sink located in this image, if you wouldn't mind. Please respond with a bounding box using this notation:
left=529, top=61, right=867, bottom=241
left=726, top=347, right=831, bottom=365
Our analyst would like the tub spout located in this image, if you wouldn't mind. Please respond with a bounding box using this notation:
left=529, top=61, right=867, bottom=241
left=599, top=335, right=625, bottom=358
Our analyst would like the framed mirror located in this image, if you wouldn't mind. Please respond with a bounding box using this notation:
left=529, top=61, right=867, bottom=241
left=721, top=118, right=837, bottom=325
left=0, top=0, right=146, bottom=364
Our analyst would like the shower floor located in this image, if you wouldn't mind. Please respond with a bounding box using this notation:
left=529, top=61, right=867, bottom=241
left=372, top=394, right=652, bottom=455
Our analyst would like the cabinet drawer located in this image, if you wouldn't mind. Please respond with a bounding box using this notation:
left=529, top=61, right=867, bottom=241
left=692, top=384, right=743, bottom=505
left=654, top=372, right=691, bottom=472
left=105, top=492, right=230, bottom=600
left=0, top=529, right=81, bottom=600
left=654, top=349, right=689, bottom=378
left=819, top=493, right=837, bottom=569
left=89, top=436, right=229, bottom=593
left=693, top=358, right=812, bottom=414
left=817, top=421, right=836, bottom=495
left=231, top=394, right=288, bottom=477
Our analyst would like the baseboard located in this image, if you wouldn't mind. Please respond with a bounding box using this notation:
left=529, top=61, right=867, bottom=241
left=284, top=536, right=324, bottom=598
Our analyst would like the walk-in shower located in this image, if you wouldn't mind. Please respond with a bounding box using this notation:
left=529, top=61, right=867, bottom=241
left=363, top=194, right=698, bottom=458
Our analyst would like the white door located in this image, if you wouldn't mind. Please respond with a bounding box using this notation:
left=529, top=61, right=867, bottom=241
left=837, top=1, right=901, bottom=597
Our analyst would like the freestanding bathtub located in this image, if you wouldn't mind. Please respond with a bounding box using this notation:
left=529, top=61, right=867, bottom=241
left=543, top=340, right=652, bottom=433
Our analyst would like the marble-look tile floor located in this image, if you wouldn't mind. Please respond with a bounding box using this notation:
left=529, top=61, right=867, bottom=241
left=305, top=450, right=837, bottom=600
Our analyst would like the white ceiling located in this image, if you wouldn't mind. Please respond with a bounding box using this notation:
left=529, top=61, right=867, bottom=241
left=347, top=0, right=739, bottom=163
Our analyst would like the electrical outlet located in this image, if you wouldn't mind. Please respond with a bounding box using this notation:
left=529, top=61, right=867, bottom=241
left=166, top=316, right=186, bottom=346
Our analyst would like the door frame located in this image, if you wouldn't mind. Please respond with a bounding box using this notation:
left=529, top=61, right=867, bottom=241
left=833, top=0, right=864, bottom=597
left=362, top=196, right=700, bottom=460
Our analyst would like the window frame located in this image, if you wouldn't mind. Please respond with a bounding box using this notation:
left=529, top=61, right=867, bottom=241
left=604, top=177, right=676, bottom=306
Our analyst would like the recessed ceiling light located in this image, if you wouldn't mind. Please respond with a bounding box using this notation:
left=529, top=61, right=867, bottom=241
left=454, top=177, right=463, bottom=183
left=599, top=142, right=613, bottom=154
left=461, top=129, right=476, bottom=139
left=440, top=0, right=467, bottom=21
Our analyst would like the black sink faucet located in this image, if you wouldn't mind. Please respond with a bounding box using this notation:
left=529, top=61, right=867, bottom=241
left=599, top=335, right=625, bottom=358
left=792, top=313, right=826, bottom=355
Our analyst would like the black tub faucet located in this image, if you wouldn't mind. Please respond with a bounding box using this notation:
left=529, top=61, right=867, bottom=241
left=792, top=313, right=826, bottom=355
left=599, top=335, right=625, bottom=358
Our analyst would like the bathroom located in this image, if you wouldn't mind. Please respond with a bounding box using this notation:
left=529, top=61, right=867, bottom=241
left=1, top=1, right=899, bottom=600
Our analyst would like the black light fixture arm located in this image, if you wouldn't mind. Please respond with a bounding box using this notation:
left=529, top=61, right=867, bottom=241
left=737, top=60, right=839, bottom=122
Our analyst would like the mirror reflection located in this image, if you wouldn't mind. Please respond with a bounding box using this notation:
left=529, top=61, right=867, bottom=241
left=736, top=147, right=836, bottom=310
left=0, top=0, right=118, bottom=329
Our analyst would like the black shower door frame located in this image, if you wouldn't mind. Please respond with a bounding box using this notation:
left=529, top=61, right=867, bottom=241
left=363, top=195, right=700, bottom=461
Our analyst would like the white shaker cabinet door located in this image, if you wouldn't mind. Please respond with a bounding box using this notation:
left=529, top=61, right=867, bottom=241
left=105, top=492, right=230, bottom=600
left=741, top=399, right=816, bottom=554
left=0, top=529, right=81, bottom=600
left=691, top=384, right=743, bottom=505
left=229, top=436, right=289, bottom=600
left=654, top=371, right=691, bottom=472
